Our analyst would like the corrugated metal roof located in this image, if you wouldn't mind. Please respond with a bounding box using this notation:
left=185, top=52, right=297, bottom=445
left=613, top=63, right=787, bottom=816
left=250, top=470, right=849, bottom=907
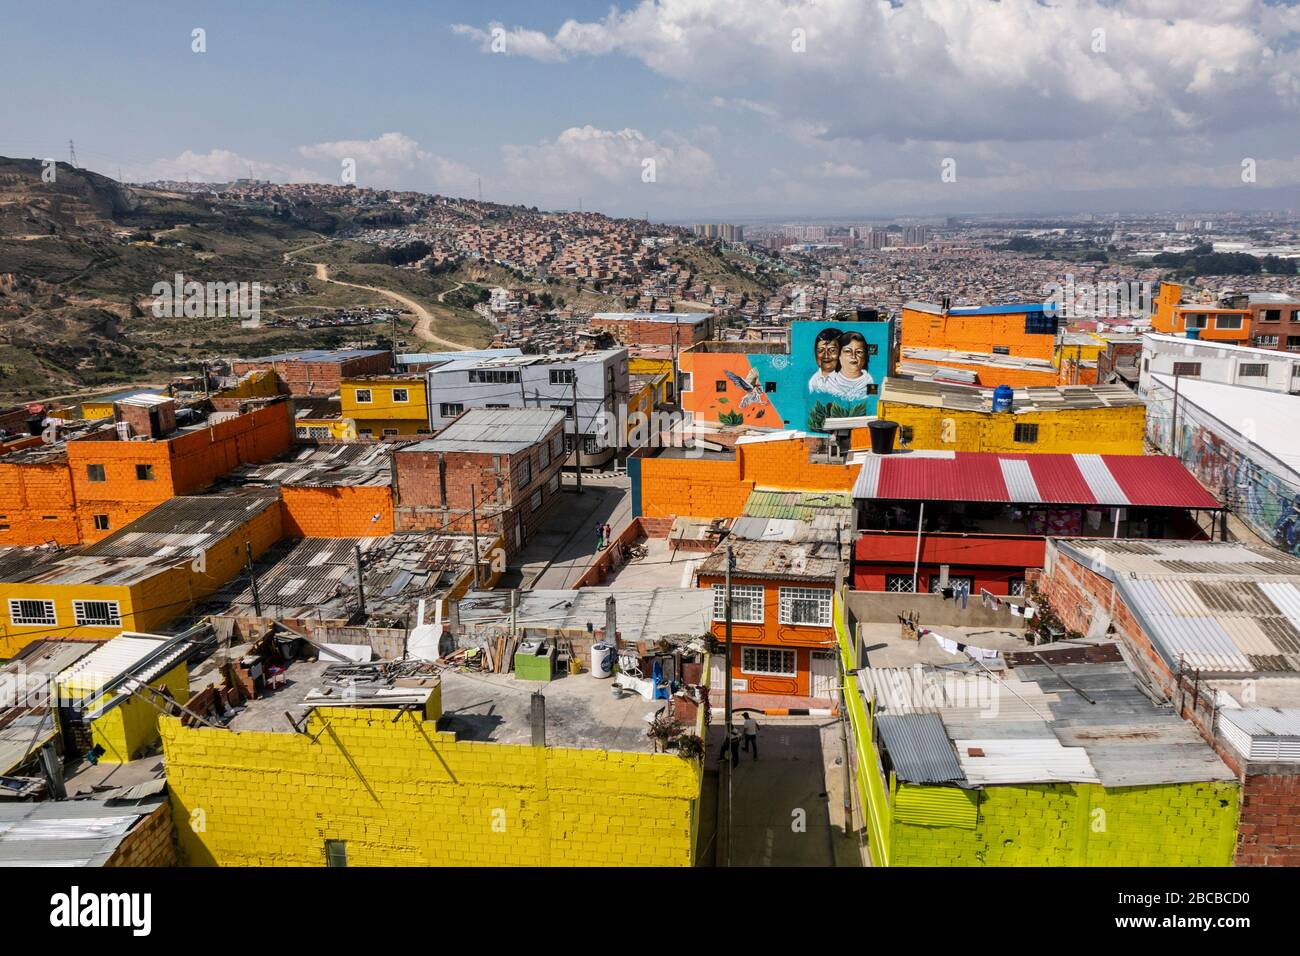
left=80, top=490, right=279, bottom=558
left=881, top=377, right=1144, bottom=413
left=1219, top=708, right=1300, bottom=762
left=852, top=452, right=1220, bottom=508
left=955, top=737, right=1100, bottom=785
left=695, top=539, right=841, bottom=581
left=56, top=634, right=169, bottom=690
left=239, top=442, right=392, bottom=488
left=876, top=713, right=964, bottom=783
left=743, top=490, right=853, bottom=521
left=248, top=348, right=389, bottom=363
left=0, top=797, right=166, bottom=867
left=402, top=408, right=566, bottom=454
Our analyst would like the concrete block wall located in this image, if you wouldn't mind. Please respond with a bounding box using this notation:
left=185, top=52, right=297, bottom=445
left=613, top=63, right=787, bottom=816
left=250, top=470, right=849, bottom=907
left=872, top=404, right=1146, bottom=455
left=280, top=486, right=395, bottom=537
left=105, top=802, right=180, bottom=867
left=0, top=459, right=79, bottom=546
left=889, top=780, right=1240, bottom=866
left=159, top=705, right=701, bottom=867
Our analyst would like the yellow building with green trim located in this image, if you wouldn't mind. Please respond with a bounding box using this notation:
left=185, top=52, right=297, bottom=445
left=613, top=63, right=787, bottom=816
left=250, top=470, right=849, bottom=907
left=836, top=595, right=1241, bottom=866
left=340, top=375, right=431, bottom=437
left=875, top=378, right=1146, bottom=455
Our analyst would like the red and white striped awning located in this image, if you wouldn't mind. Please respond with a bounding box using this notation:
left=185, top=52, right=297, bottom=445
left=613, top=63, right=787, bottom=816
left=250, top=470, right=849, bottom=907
left=852, top=452, right=1220, bottom=509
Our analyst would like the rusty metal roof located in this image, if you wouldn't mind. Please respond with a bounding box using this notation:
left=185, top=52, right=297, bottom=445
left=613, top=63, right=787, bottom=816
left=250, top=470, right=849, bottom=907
left=81, top=490, right=279, bottom=558
left=695, top=539, right=841, bottom=581
left=238, top=443, right=393, bottom=488
left=881, top=377, right=1144, bottom=413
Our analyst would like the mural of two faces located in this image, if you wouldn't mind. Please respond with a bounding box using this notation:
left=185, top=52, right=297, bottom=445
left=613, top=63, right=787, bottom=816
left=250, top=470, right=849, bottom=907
left=684, top=320, right=893, bottom=432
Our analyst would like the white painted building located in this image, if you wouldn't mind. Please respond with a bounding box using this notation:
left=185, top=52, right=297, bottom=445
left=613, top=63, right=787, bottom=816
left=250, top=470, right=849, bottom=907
left=1138, top=332, right=1300, bottom=396
left=424, top=349, right=629, bottom=466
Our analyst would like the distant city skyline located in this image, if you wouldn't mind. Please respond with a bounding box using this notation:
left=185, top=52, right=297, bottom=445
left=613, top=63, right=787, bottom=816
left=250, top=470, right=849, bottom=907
left=4, top=1, right=1300, bottom=220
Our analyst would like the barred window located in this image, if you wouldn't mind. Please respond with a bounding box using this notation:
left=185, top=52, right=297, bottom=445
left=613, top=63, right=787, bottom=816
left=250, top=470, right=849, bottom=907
left=929, top=575, right=975, bottom=594
left=1172, top=362, right=1201, bottom=376
left=885, top=575, right=915, bottom=593
left=9, top=599, right=56, bottom=626
left=1013, top=423, right=1039, bottom=444
left=711, top=584, right=764, bottom=623
left=778, top=587, right=832, bottom=626
left=1238, top=363, right=1269, bottom=378
left=73, top=600, right=121, bottom=627
left=1008, top=577, right=1026, bottom=597
left=741, top=646, right=796, bottom=677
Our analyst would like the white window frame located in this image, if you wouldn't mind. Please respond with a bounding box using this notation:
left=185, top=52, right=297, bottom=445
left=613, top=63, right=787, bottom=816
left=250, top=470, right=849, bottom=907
left=354, top=388, right=373, bottom=404
left=711, top=584, right=764, bottom=624
left=73, top=600, right=122, bottom=628
left=439, top=403, right=464, bottom=418
left=1182, top=313, right=1208, bottom=331
left=381, top=428, right=400, bottom=437
left=9, top=598, right=56, bottom=626
left=885, top=574, right=915, bottom=593
left=549, top=368, right=576, bottom=386
left=778, top=586, right=833, bottom=627
left=740, top=646, right=797, bottom=678
left=1238, top=363, right=1269, bottom=378
left=391, top=388, right=409, bottom=404
left=1214, top=314, right=1244, bottom=331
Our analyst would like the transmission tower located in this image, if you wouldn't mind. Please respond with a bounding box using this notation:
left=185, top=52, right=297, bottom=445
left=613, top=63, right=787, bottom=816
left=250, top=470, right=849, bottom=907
left=68, top=140, right=78, bottom=167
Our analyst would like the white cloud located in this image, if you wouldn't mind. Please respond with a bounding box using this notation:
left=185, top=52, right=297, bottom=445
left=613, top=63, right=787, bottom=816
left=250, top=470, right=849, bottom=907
left=131, top=149, right=322, bottom=184
left=297, top=132, right=480, bottom=193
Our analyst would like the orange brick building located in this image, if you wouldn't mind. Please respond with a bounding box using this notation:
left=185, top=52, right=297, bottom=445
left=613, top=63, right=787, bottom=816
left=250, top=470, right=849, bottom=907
left=631, top=433, right=858, bottom=521
left=237, top=442, right=398, bottom=538
left=231, top=348, right=392, bottom=397
left=900, top=300, right=1060, bottom=361
left=0, top=400, right=293, bottom=548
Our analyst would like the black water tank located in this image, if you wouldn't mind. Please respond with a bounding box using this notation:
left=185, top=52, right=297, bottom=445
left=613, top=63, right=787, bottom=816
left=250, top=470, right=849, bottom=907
left=25, top=416, right=43, bottom=436
left=868, top=419, right=898, bottom=455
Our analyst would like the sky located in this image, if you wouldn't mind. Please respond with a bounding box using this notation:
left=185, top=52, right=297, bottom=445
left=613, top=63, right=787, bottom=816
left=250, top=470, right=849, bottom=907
left=2, top=0, right=1300, bottom=221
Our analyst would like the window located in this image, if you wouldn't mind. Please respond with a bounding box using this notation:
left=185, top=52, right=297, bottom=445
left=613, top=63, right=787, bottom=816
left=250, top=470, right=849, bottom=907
left=93, top=514, right=109, bottom=531
left=530, top=488, right=543, bottom=512
left=741, top=646, right=796, bottom=677
left=715, top=380, right=728, bottom=393
left=552, top=434, right=564, bottom=458
left=539, top=440, right=551, bottom=469
left=992, top=346, right=1011, bottom=355
left=485, top=403, right=511, bottom=409
left=549, top=368, right=575, bottom=385
left=307, top=426, right=331, bottom=439
left=547, top=473, right=560, bottom=494
left=550, top=404, right=576, bottom=420
left=469, top=369, right=521, bottom=384
left=711, top=584, right=764, bottom=623
left=885, top=575, right=915, bottom=593
left=1171, top=362, right=1201, bottom=377
left=764, top=381, right=777, bottom=393
left=1263, top=309, right=1282, bottom=322
left=9, top=599, right=56, bottom=626
left=517, top=457, right=532, bottom=487
left=779, top=587, right=832, bottom=626
left=391, top=388, right=409, bottom=403
left=86, top=463, right=106, bottom=482
left=1214, top=314, right=1244, bottom=331
left=1008, top=577, right=1026, bottom=597
left=439, top=403, right=464, bottom=418
left=1238, top=363, right=1269, bottom=378
left=1255, top=336, right=1279, bottom=347
left=1289, top=337, right=1300, bottom=352
left=354, top=388, right=372, bottom=404
left=1013, top=423, right=1039, bottom=444
left=325, top=840, right=348, bottom=867
left=381, top=428, right=399, bottom=437
left=679, top=372, right=691, bottom=393
left=73, top=600, right=121, bottom=627
left=898, top=425, right=914, bottom=445
left=929, top=575, right=975, bottom=594
left=1182, top=313, right=1208, bottom=330
left=135, top=463, right=155, bottom=481
left=358, top=429, right=373, bottom=439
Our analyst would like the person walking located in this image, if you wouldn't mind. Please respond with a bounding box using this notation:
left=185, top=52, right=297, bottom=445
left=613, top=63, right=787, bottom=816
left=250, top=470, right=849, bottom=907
left=719, top=723, right=741, bottom=768
left=742, top=713, right=759, bottom=760
left=596, top=523, right=605, bottom=550
left=603, top=523, right=612, bottom=547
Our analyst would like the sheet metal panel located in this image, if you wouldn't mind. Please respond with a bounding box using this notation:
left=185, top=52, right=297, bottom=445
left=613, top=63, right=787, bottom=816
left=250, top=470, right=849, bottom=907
left=876, top=713, right=965, bottom=784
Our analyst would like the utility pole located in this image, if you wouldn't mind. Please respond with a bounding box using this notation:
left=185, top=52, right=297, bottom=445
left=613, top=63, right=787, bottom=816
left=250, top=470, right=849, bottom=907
left=1170, top=371, right=1181, bottom=457
left=724, top=543, right=735, bottom=868
left=470, top=485, right=482, bottom=588
left=245, top=542, right=261, bottom=617
left=354, top=545, right=367, bottom=619
left=572, top=378, right=583, bottom=493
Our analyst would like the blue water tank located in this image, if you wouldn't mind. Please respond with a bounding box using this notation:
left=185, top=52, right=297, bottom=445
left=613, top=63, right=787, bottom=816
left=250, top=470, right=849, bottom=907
left=992, top=385, right=1014, bottom=413
left=1186, top=329, right=1201, bottom=340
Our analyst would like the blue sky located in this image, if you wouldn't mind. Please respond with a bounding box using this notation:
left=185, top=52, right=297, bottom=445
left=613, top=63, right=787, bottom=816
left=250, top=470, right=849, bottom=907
left=3, top=1, right=1300, bottom=220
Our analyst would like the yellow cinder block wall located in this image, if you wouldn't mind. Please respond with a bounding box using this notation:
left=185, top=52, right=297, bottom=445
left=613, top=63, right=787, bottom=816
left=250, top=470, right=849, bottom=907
left=875, top=403, right=1146, bottom=455
left=85, top=661, right=190, bottom=764
left=159, top=705, right=702, bottom=867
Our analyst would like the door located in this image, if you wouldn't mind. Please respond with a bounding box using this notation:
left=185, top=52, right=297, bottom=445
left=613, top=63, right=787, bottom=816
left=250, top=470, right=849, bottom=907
left=709, top=654, right=727, bottom=691
left=810, top=651, right=838, bottom=700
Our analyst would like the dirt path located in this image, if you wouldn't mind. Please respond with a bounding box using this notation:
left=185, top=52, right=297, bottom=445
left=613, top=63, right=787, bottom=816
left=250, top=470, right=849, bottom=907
left=303, top=260, right=472, bottom=351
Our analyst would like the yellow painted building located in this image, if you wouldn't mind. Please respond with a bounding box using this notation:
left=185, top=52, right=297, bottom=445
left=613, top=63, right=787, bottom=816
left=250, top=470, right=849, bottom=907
left=0, top=491, right=282, bottom=658
left=57, top=632, right=192, bottom=763
left=81, top=389, right=168, bottom=420
left=159, top=675, right=704, bottom=866
left=874, top=378, right=1146, bottom=455
left=341, top=375, right=431, bottom=437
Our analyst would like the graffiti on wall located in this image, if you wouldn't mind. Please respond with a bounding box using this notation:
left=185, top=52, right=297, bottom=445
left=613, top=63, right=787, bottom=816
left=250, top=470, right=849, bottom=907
left=1147, top=388, right=1300, bottom=556
left=685, top=320, right=892, bottom=433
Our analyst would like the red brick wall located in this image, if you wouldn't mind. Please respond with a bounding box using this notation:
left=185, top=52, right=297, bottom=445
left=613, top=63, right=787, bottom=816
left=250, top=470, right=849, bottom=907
left=591, top=317, right=712, bottom=346
left=0, top=459, right=79, bottom=546
left=104, top=802, right=179, bottom=867
left=1237, top=773, right=1300, bottom=866
left=280, top=486, right=395, bottom=537
left=232, top=353, right=392, bottom=397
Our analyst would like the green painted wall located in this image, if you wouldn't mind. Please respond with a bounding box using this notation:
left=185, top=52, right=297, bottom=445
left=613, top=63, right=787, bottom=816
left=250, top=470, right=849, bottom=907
left=889, top=779, right=1240, bottom=867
